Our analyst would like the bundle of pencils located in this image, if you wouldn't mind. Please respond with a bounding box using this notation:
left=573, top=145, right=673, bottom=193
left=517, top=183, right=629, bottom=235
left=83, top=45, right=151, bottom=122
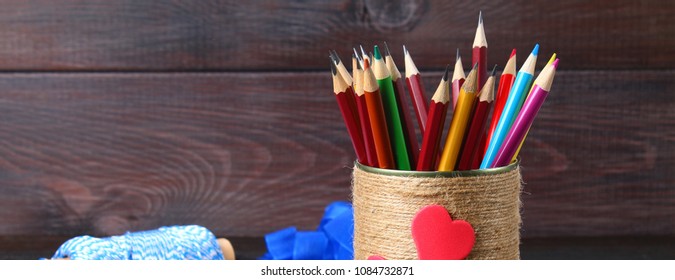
left=329, top=12, right=559, bottom=171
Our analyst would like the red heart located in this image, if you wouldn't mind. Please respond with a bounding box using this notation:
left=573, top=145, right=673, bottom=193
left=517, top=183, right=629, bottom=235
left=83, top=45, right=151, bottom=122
left=367, top=255, right=386, bottom=260
left=411, top=205, right=475, bottom=260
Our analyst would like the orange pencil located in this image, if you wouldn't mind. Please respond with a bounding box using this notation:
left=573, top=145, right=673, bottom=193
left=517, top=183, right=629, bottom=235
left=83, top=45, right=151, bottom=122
left=451, top=49, right=466, bottom=109
left=383, top=43, right=419, bottom=169
left=417, top=66, right=451, bottom=171
left=438, top=63, right=478, bottom=171
left=363, top=59, right=395, bottom=169
left=353, top=54, right=378, bottom=167
left=331, top=60, right=367, bottom=164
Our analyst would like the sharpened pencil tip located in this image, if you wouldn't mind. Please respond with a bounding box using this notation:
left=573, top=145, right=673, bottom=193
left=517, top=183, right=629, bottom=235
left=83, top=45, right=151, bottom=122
left=532, top=44, right=539, bottom=56
left=510, top=48, right=517, bottom=58
left=332, top=50, right=342, bottom=63
left=353, top=48, right=361, bottom=61
left=443, top=64, right=451, bottom=81
left=456, top=48, right=460, bottom=61
left=382, top=42, right=391, bottom=57
left=373, top=45, right=382, bottom=60
left=547, top=53, right=557, bottom=65
left=491, top=64, right=498, bottom=76
left=552, top=58, right=559, bottom=69
left=403, top=45, right=408, bottom=55
left=360, top=45, right=367, bottom=57
left=479, top=11, right=483, bottom=25
left=472, top=62, right=478, bottom=70
left=329, top=58, right=337, bottom=75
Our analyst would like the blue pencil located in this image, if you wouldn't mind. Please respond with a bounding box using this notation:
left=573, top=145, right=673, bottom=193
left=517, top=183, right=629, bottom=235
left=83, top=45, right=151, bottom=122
left=480, top=44, right=539, bottom=169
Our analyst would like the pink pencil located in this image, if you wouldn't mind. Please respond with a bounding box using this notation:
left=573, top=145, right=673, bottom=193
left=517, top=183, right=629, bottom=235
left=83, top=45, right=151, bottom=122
left=492, top=59, right=559, bottom=167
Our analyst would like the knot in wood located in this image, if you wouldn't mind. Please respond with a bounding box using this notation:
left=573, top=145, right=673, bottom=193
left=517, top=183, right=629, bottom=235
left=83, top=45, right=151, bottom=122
left=357, top=0, right=426, bottom=32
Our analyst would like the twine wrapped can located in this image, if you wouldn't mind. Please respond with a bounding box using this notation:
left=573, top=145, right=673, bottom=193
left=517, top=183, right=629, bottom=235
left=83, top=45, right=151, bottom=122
left=352, top=161, right=522, bottom=260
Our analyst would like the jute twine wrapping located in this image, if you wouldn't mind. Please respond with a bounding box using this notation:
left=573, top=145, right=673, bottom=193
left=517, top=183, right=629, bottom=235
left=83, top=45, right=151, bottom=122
left=352, top=164, right=522, bottom=260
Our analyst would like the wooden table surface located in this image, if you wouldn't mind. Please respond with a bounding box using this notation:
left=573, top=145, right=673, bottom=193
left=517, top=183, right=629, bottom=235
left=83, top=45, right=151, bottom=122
left=0, top=1, right=672, bottom=257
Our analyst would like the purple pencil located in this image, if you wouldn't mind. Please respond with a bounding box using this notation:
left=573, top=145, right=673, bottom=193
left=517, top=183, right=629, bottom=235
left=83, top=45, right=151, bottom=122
left=492, top=59, right=559, bottom=167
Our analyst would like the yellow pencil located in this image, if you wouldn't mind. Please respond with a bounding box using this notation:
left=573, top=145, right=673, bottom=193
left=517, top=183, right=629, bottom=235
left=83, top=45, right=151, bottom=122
left=438, top=63, right=479, bottom=171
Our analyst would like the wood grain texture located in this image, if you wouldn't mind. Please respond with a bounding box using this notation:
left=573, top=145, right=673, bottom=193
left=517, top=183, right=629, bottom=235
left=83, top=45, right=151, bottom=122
left=0, top=0, right=670, bottom=71
left=0, top=70, right=672, bottom=238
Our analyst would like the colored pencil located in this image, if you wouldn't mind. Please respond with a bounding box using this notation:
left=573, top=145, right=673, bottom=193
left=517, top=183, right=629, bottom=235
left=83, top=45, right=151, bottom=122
left=438, top=63, right=479, bottom=171
left=485, top=49, right=517, bottom=153
left=457, top=66, right=497, bottom=170
left=404, top=46, right=429, bottom=134
left=451, top=49, right=465, bottom=109
left=510, top=52, right=557, bottom=162
left=493, top=59, right=558, bottom=167
left=360, top=45, right=370, bottom=67
left=330, top=51, right=361, bottom=141
left=417, top=66, right=451, bottom=171
left=363, top=59, right=395, bottom=169
left=473, top=11, right=488, bottom=91
left=331, top=60, right=367, bottom=164
left=480, top=44, right=539, bottom=169
left=353, top=54, right=378, bottom=167
left=373, top=45, right=411, bottom=170
left=354, top=48, right=363, bottom=68
left=331, top=50, right=353, bottom=86
left=383, top=43, right=419, bottom=169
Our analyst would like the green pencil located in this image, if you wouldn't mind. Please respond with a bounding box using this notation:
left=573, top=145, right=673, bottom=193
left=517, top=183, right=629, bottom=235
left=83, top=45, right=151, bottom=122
left=372, top=46, right=411, bottom=170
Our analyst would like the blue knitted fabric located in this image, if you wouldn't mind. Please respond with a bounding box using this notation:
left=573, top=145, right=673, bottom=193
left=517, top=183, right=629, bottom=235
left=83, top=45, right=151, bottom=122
left=52, top=225, right=224, bottom=260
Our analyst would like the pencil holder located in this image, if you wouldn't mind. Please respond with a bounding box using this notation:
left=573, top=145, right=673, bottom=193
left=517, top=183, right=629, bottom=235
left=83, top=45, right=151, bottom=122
left=352, top=161, right=522, bottom=260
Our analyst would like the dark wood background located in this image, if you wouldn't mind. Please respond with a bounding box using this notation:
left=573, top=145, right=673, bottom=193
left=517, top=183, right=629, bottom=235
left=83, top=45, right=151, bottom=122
left=0, top=0, right=673, bottom=259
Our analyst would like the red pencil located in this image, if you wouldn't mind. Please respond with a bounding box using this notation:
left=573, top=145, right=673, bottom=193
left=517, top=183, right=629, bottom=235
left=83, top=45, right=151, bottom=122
left=451, top=49, right=465, bottom=109
left=330, top=51, right=361, bottom=141
left=457, top=66, right=497, bottom=170
left=404, top=46, right=429, bottom=134
left=363, top=59, right=396, bottom=169
left=331, top=60, right=367, bottom=164
left=417, top=66, right=451, bottom=171
left=485, top=49, right=517, bottom=153
left=353, top=54, right=378, bottom=167
left=383, top=43, right=419, bottom=169
left=472, top=11, right=488, bottom=91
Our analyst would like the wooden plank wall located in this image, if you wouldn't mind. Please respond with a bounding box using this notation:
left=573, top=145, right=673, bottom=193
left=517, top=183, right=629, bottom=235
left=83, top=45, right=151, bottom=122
left=0, top=0, right=672, bottom=243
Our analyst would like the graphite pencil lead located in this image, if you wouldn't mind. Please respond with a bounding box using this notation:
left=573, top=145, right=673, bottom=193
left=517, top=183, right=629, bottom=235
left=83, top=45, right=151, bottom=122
left=456, top=48, right=460, bottom=61
left=331, top=50, right=342, bottom=63
left=329, top=51, right=337, bottom=63
left=491, top=64, right=498, bottom=76
left=329, top=58, right=337, bottom=75
left=360, top=45, right=368, bottom=59
left=443, top=64, right=451, bottom=81
left=479, top=11, right=483, bottom=25
left=383, top=42, right=391, bottom=57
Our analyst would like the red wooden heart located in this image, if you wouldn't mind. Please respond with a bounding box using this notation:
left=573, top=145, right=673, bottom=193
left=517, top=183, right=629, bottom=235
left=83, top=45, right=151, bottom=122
left=411, top=205, right=475, bottom=260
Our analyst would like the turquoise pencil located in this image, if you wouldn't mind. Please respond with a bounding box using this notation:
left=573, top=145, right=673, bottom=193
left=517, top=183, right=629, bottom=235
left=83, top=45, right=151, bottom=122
left=480, top=44, right=539, bottom=169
